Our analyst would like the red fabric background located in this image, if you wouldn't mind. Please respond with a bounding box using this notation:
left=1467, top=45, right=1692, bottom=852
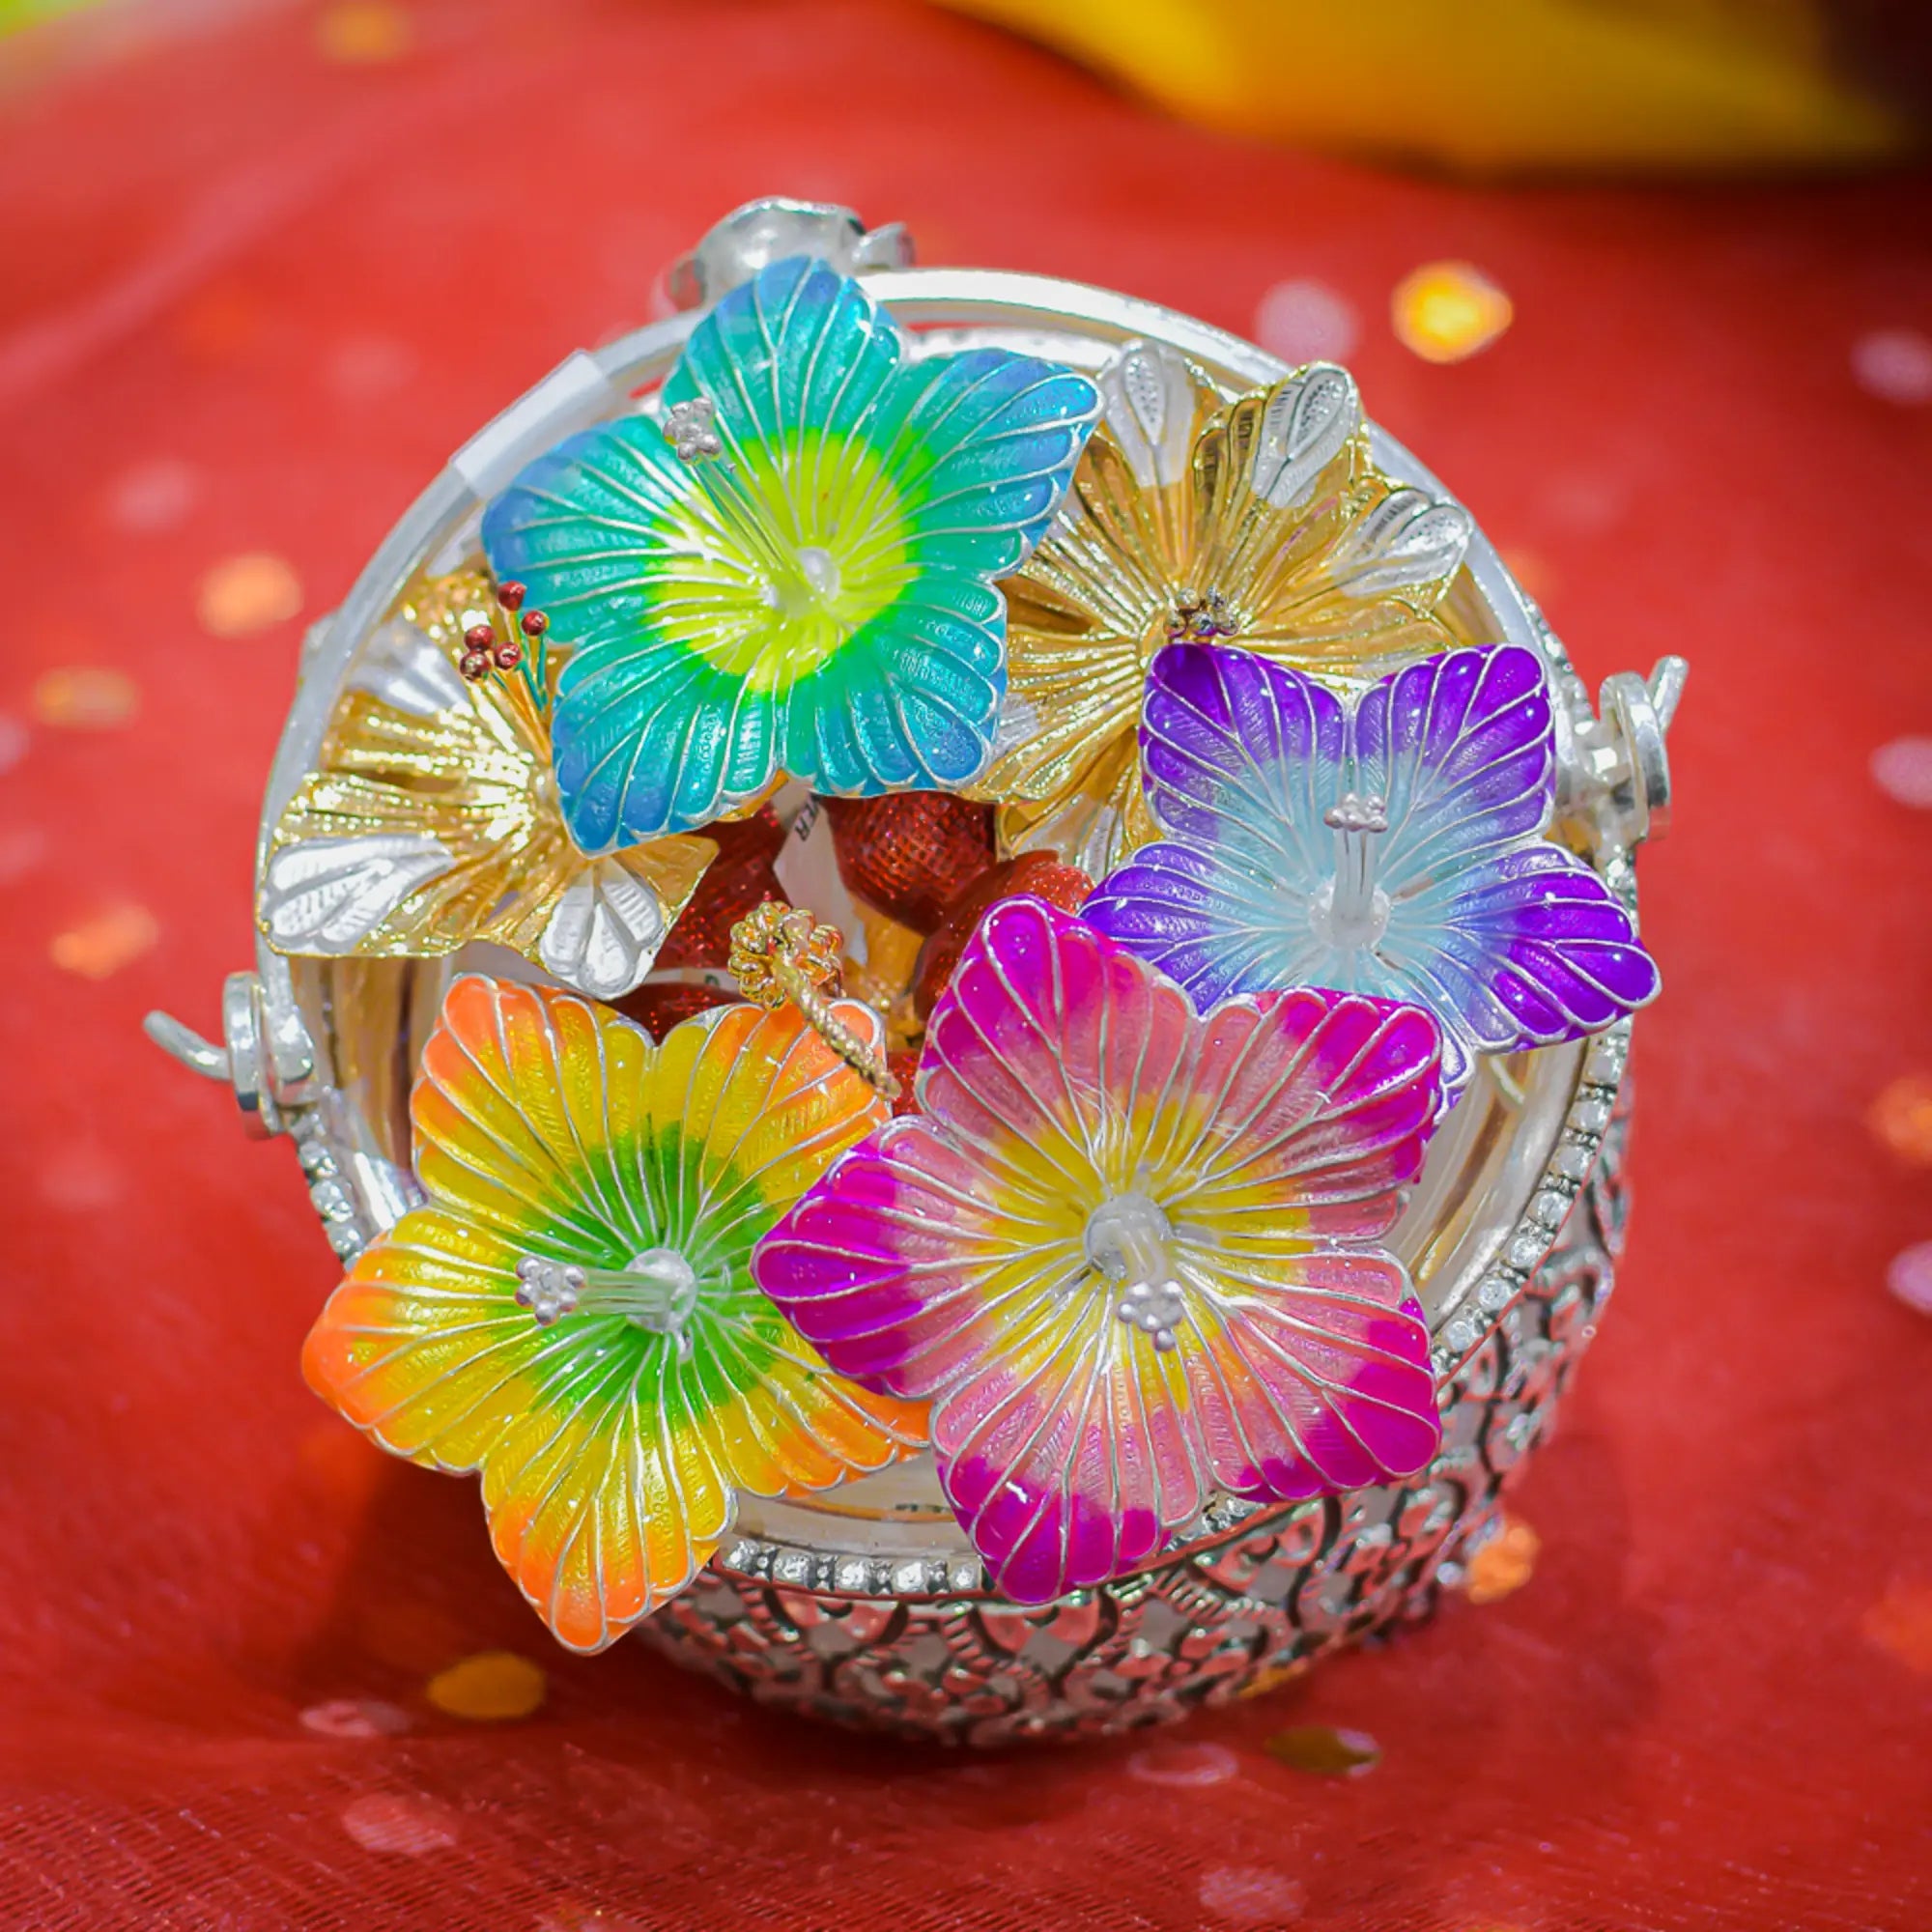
left=3, top=3, right=1930, bottom=1926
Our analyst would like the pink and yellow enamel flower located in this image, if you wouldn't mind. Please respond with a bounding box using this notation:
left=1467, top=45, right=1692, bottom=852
left=753, top=897, right=1448, bottom=1605
left=302, top=975, right=928, bottom=1651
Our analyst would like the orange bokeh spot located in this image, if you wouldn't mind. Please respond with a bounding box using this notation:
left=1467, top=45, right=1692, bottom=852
left=1861, top=1578, right=1932, bottom=1675
left=1466, top=1514, right=1542, bottom=1605
left=1393, top=261, right=1514, bottom=363
left=197, top=554, right=303, bottom=638
left=1869, top=1073, right=1932, bottom=1165
left=425, top=1650, right=549, bottom=1722
left=1263, top=1723, right=1381, bottom=1776
left=315, top=0, right=414, bottom=64
left=170, top=280, right=264, bottom=361
left=31, top=666, right=140, bottom=728
left=49, top=902, right=159, bottom=980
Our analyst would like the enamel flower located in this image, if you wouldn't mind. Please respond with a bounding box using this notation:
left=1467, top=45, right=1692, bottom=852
left=966, top=340, right=1473, bottom=878
left=753, top=897, right=1446, bottom=1605
left=301, top=975, right=927, bottom=1651
left=481, top=256, right=1102, bottom=850
left=1084, top=639, right=1661, bottom=1091
left=261, top=572, right=715, bottom=999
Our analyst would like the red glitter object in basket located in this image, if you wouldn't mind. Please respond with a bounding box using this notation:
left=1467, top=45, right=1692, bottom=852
left=823, top=791, right=995, bottom=933
left=886, top=1048, right=923, bottom=1116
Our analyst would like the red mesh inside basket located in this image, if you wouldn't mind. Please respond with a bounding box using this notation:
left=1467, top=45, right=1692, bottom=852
left=913, top=851, right=1094, bottom=1016
left=615, top=808, right=785, bottom=1037
left=823, top=790, right=997, bottom=933
left=655, top=807, right=788, bottom=971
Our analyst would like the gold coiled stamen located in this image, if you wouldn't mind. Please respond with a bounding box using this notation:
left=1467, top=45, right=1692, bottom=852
left=727, top=900, right=900, bottom=1101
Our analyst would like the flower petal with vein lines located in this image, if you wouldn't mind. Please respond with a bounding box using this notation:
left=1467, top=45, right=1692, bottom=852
left=261, top=572, right=713, bottom=998
left=302, top=976, right=926, bottom=1651
left=754, top=898, right=1445, bottom=1604
left=967, top=341, right=1471, bottom=879
left=1086, top=639, right=1660, bottom=1090
left=482, top=255, right=1100, bottom=848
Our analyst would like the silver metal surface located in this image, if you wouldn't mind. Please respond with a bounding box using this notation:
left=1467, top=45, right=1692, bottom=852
left=665, top=197, right=914, bottom=311
left=1602, top=660, right=1684, bottom=845
left=145, top=966, right=316, bottom=1140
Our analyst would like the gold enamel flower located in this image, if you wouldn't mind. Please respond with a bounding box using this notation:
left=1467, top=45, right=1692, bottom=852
left=966, top=342, right=1477, bottom=879
left=260, top=571, right=714, bottom=1000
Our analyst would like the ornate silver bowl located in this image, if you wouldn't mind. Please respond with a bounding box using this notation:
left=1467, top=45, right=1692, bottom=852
left=150, top=202, right=1678, bottom=1743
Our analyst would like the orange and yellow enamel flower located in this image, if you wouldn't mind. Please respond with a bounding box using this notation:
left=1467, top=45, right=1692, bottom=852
left=302, top=975, right=928, bottom=1652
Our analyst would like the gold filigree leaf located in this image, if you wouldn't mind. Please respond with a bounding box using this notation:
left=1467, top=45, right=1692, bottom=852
left=992, top=732, right=1157, bottom=882
left=260, top=574, right=713, bottom=999
left=972, top=342, right=1474, bottom=880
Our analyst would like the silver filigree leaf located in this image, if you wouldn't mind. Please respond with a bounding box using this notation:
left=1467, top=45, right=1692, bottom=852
left=989, top=693, right=1043, bottom=761
left=1327, top=488, right=1472, bottom=599
left=1099, top=340, right=1199, bottom=489
left=262, top=834, right=456, bottom=951
left=347, top=618, right=469, bottom=719
left=1249, top=363, right=1358, bottom=508
left=536, top=858, right=669, bottom=999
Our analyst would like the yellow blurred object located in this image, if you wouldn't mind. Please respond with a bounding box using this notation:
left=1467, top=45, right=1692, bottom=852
left=1391, top=262, right=1514, bottom=362
left=425, top=1650, right=549, bottom=1721
left=933, top=0, right=1913, bottom=175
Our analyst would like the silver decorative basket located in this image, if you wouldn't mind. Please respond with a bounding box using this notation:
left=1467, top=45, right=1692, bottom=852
left=151, top=203, right=1674, bottom=1742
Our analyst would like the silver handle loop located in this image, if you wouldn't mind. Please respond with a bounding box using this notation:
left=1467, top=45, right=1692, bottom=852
left=144, top=969, right=316, bottom=1140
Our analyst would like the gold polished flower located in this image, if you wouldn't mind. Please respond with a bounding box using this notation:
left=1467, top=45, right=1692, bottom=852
left=260, top=570, right=714, bottom=1000
left=967, top=342, right=1476, bottom=879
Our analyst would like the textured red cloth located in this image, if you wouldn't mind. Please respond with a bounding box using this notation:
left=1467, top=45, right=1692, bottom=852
left=2, top=3, right=1929, bottom=1927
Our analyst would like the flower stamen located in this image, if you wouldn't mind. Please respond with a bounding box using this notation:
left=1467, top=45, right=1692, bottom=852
left=514, top=1247, right=699, bottom=1344
left=728, top=900, right=901, bottom=1101
left=1085, top=1193, right=1187, bottom=1351
left=1166, top=587, right=1237, bottom=645
left=459, top=579, right=554, bottom=747
left=663, top=397, right=724, bottom=462
left=1317, top=791, right=1391, bottom=951
left=662, top=394, right=827, bottom=598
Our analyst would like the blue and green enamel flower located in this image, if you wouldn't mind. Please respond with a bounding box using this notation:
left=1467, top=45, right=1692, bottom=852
left=481, top=257, right=1101, bottom=850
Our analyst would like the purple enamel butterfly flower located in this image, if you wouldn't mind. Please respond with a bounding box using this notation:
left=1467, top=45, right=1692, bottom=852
left=1084, top=640, right=1659, bottom=1091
